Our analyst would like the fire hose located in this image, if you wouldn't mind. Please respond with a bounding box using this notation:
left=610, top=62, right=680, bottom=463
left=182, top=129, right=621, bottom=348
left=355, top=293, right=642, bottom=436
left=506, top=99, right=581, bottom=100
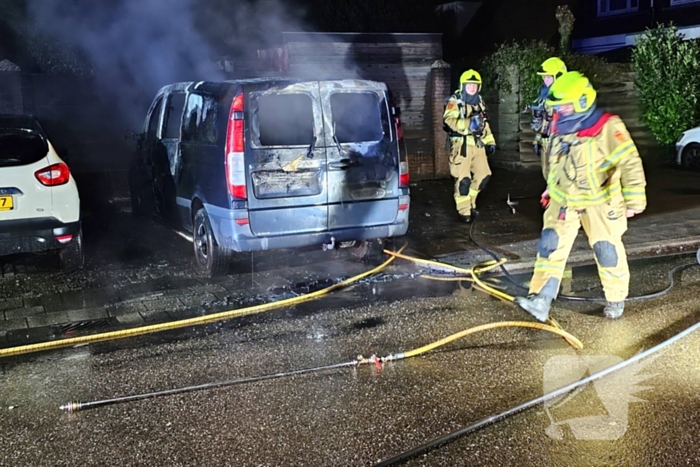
left=1, top=243, right=580, bottom=361
left=52, top=247, right=583, bottom=411
left=0, top=244, right=408, bottom=359
left=60, top=319, right=581, bottom=413
left=374, top=316, right=700, bottom=466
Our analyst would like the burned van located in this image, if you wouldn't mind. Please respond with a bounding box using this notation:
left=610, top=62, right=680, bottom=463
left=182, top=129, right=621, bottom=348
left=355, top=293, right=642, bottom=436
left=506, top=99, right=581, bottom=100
left=129, top=79, right=410, bottom=276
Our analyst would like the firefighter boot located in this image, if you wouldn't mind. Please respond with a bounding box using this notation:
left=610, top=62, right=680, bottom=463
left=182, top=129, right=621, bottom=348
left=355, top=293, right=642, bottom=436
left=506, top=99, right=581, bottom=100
left=603, top=301, right=625, bottom=319
left=514, top=294, right=553, bottom=322
left=459, top=213, right=473, bottom=223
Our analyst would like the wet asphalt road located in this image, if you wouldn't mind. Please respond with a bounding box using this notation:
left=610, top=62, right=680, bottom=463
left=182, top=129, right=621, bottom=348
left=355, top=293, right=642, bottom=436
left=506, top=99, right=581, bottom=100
left=1, top=253, right=699, bottom=466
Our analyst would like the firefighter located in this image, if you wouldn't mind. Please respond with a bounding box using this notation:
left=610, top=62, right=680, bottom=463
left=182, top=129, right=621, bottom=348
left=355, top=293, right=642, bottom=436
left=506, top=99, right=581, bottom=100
left=443, top=69, right=496, bottom=223
left=515, top=71, right=647, bottom=321
left=530, top=57, right=568, bottom=178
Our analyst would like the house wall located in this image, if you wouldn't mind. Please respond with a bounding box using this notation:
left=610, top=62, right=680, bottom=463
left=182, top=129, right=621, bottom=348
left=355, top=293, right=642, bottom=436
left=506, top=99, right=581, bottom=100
left=237, top=32, right=443, bottom=138
left=486, top=63, right=657, bottom=170
left=225, top=32, right=446, bottom=179
left=574, top=0, right=700, bottom=40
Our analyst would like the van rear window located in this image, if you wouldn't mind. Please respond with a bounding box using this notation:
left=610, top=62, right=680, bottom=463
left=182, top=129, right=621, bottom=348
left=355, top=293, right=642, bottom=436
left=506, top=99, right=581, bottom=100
left=257, top=94, right=314, bottom=146
left=330, top=92, right=383, bottom=143
left=0, top=130, right=47, bottom=168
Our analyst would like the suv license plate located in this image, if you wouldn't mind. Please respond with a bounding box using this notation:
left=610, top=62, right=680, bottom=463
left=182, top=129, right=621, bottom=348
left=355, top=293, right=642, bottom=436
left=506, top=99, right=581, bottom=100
left=0, top=195, right=13, bottom=210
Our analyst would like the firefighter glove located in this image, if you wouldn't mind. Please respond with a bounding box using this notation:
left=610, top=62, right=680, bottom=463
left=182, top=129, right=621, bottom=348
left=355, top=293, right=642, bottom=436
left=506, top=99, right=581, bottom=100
left=533, top=143, right=542, bottom=156
left=486, top=145, right=496, bottom=156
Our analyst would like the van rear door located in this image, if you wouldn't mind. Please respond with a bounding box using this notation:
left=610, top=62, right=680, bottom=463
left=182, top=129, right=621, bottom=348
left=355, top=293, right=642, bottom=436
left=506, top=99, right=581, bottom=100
left=245, top=82, right=327, bottom=236
left=319, top=81, right=400, bottom=230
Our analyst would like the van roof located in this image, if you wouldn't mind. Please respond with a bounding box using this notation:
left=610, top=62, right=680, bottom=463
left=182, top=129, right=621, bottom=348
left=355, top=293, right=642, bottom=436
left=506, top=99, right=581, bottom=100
left=157, top=77, right=295, bottom=96
left=156, top=78, right=388, bottom=98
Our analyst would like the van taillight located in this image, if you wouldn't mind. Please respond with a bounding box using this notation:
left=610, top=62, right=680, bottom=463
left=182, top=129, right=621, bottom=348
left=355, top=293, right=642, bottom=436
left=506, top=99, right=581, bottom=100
left=399, top=161, right=409, bottom=187
left=394, top=114, right=409, bottom=187
left=225, top=93, right=246, bottom=199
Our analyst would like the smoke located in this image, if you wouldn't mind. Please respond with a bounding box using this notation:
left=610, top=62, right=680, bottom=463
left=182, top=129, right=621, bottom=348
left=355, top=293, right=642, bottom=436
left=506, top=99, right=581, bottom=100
left=26, top=0, right=309, bottom=127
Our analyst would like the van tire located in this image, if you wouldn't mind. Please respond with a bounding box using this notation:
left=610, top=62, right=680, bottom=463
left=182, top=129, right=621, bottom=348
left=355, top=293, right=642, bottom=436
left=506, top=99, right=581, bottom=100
left=60, top=230, right=85, bottom=272
left=193, top=208, right=232, bottom=277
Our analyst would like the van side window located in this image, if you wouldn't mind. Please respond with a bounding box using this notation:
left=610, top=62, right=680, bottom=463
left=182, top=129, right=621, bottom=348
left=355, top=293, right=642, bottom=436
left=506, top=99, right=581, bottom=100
left=330, top=92, right=383, bottom=143
left=257, top=93, right=314, bottom=146
left=147, top=98, right=163, bottom=140
left=162, top=92, right=186, bottom=140
left=182, top=93, right=218, bottom=144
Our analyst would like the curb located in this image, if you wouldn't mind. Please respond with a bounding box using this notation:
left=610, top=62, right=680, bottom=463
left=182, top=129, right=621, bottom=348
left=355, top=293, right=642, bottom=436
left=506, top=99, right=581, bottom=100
left=437, top=236, right=700, bottom=274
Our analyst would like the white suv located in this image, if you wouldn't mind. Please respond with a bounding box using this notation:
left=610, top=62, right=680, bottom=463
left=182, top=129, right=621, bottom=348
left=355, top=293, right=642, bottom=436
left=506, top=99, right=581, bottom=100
left=0, top=115, right=83, bottom=271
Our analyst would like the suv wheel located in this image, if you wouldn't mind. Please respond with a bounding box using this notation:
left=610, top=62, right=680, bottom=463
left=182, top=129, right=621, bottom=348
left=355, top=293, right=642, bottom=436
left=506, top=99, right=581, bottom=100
left=193, top=208, right=232, bottom=277
left=60, top=229, right=84, bottom=272
left=682, top=143, right=700, bottom=170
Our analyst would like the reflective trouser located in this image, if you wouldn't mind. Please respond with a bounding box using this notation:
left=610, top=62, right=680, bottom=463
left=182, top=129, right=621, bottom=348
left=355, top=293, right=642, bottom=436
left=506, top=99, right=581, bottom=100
left=529, top=197, right=630, bottom=302
left=448, top=137, right=491, bottom=216
left=539, top=136, right=550, bottom=180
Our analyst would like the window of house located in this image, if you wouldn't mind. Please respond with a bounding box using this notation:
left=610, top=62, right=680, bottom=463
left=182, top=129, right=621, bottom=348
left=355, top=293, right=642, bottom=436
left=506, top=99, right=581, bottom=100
left=598, top=0, right=639, bottom=16
left=670, top=0, right=700, bottom=6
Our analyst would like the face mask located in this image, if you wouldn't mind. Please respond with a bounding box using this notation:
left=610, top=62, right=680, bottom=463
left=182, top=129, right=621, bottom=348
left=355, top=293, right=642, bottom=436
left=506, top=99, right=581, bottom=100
left=555, top=105, right=603, bottom=135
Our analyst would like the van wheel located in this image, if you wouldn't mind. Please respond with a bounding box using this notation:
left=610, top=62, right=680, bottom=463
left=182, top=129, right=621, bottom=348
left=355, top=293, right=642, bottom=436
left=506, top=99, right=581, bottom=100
left=193, top=208, right=232, bottom=277
left=60, top=230, right=84, bottom=272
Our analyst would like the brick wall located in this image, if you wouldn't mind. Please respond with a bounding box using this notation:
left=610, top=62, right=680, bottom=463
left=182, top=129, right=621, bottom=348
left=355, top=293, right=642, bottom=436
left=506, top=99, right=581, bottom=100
left=0, top=73, right=23, bottom=113
left=0, top=73, right=135, bottom=173
left=408, top=151, right=435, bottom=180
left=431, top=60, right=451, bottom=179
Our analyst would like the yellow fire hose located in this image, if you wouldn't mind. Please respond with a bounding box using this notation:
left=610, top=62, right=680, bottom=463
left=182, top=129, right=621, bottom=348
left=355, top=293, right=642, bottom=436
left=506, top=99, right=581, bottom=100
left=383, top=250, right=582, bottom=350
left=51, top=247, right=583, bottom=412
left=1, top=245, right=583, bottom=361
left=0, top=245, right=409, bottom=358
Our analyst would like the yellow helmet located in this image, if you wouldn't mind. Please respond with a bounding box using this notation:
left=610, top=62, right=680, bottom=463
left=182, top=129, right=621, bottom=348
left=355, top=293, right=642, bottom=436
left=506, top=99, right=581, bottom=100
left=537, top=57, right=567, bottom=80
left=545, top=71, right=597, bottom=113
left=460, top=69, right=482, bottom=86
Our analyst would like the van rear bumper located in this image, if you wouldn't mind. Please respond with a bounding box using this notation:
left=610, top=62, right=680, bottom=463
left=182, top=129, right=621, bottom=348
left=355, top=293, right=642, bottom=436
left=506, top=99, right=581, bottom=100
left=206, top=202, right=409, bottom=252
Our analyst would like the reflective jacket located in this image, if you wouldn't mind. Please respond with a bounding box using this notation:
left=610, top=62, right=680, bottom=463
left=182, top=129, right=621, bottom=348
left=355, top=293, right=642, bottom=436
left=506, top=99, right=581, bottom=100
left=545, top=113, right=646, bottom=211
left=443, top=91, right=496, bottom=147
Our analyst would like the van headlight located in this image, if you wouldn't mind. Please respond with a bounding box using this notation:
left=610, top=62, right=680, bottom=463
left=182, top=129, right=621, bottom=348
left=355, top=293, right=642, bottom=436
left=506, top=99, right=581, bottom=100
left=677, top=132, right=686, bottom=143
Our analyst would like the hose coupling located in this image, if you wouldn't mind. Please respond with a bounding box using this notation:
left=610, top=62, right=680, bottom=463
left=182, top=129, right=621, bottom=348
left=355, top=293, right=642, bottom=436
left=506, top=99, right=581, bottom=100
left=59, top=401, right=82, bottom=413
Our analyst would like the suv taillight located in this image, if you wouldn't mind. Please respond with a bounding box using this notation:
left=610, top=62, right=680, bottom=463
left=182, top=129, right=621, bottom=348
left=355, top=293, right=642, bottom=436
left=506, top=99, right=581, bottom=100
left=394, top=114, right=409, bottom=187
left=225, top=93, right=246, bottom=199
left=35, top=163, right=70, bottom=186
